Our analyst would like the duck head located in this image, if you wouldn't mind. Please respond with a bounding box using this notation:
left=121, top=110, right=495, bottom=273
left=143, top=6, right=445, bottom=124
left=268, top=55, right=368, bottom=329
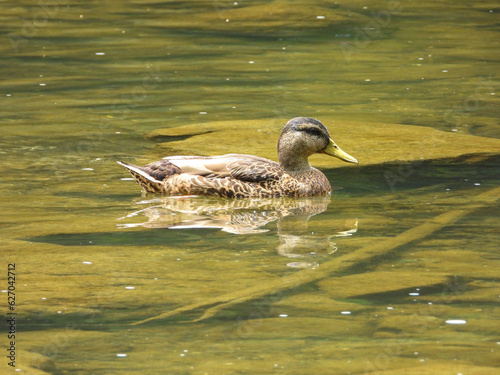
left=278, top=117, right=358, bottom=172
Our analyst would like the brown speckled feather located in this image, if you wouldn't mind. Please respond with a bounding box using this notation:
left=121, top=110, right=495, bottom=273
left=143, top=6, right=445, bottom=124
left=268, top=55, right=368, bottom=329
left=140, top=159, right=182, bottom=180
left=228, top=158, right=282, bottom=182
left=119, top=156, right=331, bottom=197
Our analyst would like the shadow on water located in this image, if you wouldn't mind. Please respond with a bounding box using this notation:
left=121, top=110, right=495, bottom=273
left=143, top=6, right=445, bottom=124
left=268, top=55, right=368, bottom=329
left=330, top=153, right=500, bottom=194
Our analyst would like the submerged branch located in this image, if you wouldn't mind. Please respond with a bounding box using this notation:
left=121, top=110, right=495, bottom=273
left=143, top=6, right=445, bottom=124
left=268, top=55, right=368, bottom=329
left=131, top=186, right=500, bottom=325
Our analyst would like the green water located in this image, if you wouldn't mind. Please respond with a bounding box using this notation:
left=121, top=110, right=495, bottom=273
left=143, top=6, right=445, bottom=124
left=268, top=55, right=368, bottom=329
left=1, top=1, right=500, bottom=374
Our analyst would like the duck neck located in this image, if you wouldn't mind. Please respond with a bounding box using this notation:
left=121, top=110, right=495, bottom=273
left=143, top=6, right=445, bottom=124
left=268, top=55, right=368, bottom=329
left=278, top=145, right=312, bottom=174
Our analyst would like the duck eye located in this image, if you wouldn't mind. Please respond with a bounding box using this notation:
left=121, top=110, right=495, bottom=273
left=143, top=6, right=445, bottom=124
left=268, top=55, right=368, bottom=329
left=302, top=127, right=322, bottom=137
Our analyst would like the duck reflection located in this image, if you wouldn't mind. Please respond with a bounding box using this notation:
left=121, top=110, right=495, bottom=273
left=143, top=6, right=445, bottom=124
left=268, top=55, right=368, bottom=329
left=118, top=195, right=357, bottom=267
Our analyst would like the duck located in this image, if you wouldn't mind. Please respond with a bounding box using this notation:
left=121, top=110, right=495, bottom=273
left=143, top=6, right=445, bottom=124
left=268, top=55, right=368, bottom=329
left=117, top=117, right=358, bottom=198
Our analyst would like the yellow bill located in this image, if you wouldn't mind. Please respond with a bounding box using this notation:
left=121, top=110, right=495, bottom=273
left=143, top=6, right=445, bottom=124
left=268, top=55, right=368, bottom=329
left=323, top=138, right=358, bottom=164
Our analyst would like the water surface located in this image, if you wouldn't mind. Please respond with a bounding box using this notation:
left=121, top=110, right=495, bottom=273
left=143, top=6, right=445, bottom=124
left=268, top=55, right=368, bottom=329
left=1, top=1, right=499, bottom=374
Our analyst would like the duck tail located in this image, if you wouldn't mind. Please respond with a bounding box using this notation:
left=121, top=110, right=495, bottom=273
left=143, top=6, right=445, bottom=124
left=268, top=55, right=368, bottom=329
left=117, top=161, right=164, bottom=193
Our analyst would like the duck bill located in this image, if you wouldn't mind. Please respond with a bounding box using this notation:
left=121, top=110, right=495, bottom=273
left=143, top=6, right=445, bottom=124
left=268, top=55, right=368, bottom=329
left=323, top=138, right=359, bottom=164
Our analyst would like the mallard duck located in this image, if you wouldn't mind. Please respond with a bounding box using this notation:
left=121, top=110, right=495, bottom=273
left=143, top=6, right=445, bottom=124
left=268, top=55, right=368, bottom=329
left=118, top=117, right=358, bottom=198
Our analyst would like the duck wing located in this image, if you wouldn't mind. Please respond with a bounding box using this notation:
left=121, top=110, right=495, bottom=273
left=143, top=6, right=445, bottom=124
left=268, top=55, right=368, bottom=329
left=166, top=154, right=283, bottom=183
left=227, top=157, right=283, bottom=183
